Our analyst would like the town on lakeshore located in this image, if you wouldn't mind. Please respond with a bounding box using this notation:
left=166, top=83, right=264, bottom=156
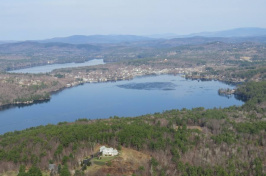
left=0, top=58, right=249, bottom=107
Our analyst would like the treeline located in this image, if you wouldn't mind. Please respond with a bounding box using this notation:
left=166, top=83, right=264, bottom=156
left=0, top=116, right=195, bottom=164
left=0, top=105, right=265, bottom=175
left=235, top=81, right=266, bottom=110
left=232, top=67, right=266, bottom=80
left=13, top=93, right=50, bottom=103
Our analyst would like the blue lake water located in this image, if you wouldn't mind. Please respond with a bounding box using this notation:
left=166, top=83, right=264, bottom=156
left=8, top=59, right=105, bottom=73
left=0, top=75, right=243, bottom=134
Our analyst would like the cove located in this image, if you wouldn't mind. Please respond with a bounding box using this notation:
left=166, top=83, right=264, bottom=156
left=8, top=59, right=105, bottom=74
left=0, top=74, right=243, bottom=134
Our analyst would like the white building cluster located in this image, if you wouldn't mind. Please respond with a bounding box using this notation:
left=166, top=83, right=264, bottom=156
left=100, top=146, right=119, bottom=156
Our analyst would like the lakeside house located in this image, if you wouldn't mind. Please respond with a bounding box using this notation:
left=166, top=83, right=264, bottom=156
left=100, top=146, right=118, bottom=156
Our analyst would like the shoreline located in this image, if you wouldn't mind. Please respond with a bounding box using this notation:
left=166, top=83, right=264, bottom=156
left=0, top=73, right=155, bottom=110
left=0, top=73, right=245, bottom=135
left=7, top=58, right=105, bottom=73
left=0, top=72, right=242, bottom=111
left=185, top=75, right=244, bottom=85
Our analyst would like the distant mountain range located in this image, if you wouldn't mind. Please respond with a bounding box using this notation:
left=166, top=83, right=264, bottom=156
left=131, top=36, right=266, bottom=48
left=1, top=27, right=266, bottom=45
left=39, top=35, right=153, bottom=44
left=39, top=28, right=266, bottom=44
left=186, top=27, right=266, bottom=38
left=2, top=35, right=266, bottom=54
left=151, top=27, right=266, bottom=39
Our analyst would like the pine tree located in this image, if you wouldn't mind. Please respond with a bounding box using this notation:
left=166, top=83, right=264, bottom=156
left=60, top=165, right=71, bottom=176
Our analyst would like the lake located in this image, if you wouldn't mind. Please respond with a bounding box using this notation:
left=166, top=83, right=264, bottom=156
left=0, top=74, right=243, bottom=134
left=8, top=59, right=105, bottom=73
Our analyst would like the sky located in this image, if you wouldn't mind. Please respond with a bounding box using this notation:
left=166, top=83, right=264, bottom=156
left=1, top=0, right=266, bottom=40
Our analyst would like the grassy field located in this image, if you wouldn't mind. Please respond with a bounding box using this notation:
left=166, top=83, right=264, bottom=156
left=84, top=155, right=119, bottom=175
left=92, top=156, right=117, bottom=166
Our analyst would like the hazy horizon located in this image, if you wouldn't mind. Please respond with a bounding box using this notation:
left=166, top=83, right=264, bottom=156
left=1, top=0, right=266, bottom=40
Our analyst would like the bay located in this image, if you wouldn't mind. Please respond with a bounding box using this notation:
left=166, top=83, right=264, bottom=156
left=0, top=74, right=243, bottom=134
left=8, top=59, right=105, bottom=74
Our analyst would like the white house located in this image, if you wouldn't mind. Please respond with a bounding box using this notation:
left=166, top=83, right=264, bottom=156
left=100, top=146, right=118, bottom=156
